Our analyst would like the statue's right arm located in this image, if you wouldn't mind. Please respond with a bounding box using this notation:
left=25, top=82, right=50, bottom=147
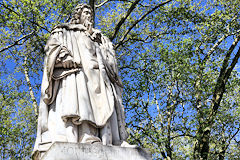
left=45, top=31, right=76, bottom=69
left=55, top=46, right=76, bottom=68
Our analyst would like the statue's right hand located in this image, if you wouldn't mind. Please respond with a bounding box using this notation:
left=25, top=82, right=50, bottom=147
left=62, top=55, right=76, bottom=68
left=83, top=20, right=93, bottom=34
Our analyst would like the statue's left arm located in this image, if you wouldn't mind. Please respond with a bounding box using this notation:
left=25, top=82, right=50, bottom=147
left=100, top=35, right=123, bottom=88
left=99, top=34, right=129, bottom=141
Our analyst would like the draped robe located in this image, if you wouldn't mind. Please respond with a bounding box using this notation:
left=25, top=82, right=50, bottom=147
left=33, top=24, right=128, bottom=157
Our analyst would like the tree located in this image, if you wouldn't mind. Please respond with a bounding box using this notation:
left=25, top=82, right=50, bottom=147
left=0, top=0, right=239, bottom=159
left=117, top=0, right=240, bottom=159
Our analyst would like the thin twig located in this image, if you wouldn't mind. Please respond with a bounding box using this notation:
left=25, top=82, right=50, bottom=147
left=170, top=134, right=195, bottom=140
left=95, top=0, right=111, bottom=8
left=115, top=30, right=168, bottom=48
left=95, top=0, right=129, bottom=8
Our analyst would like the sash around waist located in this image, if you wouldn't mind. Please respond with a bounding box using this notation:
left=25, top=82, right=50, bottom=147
left=52, top=65, right=99, bottom=81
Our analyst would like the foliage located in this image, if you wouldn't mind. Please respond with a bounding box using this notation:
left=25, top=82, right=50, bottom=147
left=0, top=77, right=36, bottom=159
left=0, top=0, right=240, bottom=159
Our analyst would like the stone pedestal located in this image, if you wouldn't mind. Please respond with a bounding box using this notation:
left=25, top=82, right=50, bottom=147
left=40, top=142, right=151, bottom=160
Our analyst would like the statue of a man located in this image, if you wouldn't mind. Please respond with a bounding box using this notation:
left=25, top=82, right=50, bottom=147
left=33, top=4, right=131, bottom=157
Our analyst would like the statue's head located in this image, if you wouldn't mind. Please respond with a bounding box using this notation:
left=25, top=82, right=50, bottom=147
left=70, top=4, right=94, bottom=25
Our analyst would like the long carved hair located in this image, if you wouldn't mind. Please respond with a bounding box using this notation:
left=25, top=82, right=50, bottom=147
left=70, top=4, right=94, bottom=24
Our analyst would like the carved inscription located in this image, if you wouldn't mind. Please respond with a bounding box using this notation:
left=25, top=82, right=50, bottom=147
left=42, top=143, right=151, bottom=160
left=60, top=144, right=123, bottom=159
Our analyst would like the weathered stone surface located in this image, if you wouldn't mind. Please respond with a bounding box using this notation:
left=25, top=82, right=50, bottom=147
left=33, top=4, right=130, bottom=155
left=41, top=142, right=152, bottom=160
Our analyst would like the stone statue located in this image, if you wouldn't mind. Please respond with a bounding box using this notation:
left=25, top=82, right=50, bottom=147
left=33, top=4, right=133, bottom=158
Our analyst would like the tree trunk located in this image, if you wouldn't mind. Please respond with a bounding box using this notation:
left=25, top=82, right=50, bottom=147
left=193, top=35, right=240, bottom=159
left=89, top=0, right=96, bottom=26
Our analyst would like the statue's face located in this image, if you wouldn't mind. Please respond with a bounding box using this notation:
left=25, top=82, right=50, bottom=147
left=80, top=8, right=92, bottom=24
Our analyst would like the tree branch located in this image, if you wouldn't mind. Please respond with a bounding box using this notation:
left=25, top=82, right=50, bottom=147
left=110, top=0, right=141, bottom=41
left=227, top=127, right=240, bottom=149
left=220, top=35, right=240, bottom=83
left=224, top=43, right=240, bottom=80
left=204, top=34, right=229, bottom=62
left=0, top=2, right=19, bottom=16
left=210, top=35, right=240, bottom=120
left=28, top=20, right=50, bottom=33
left=96, top=0, right=111, bottom=8
left=0, top=31, right=35, bottom=53
left=203, top=29, right=240, bottom=63
left=115, top=0, right=173, bottom=49
left=23, top=57, right=38, bottom=116
left=170, top=134, right=195, bottom=140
